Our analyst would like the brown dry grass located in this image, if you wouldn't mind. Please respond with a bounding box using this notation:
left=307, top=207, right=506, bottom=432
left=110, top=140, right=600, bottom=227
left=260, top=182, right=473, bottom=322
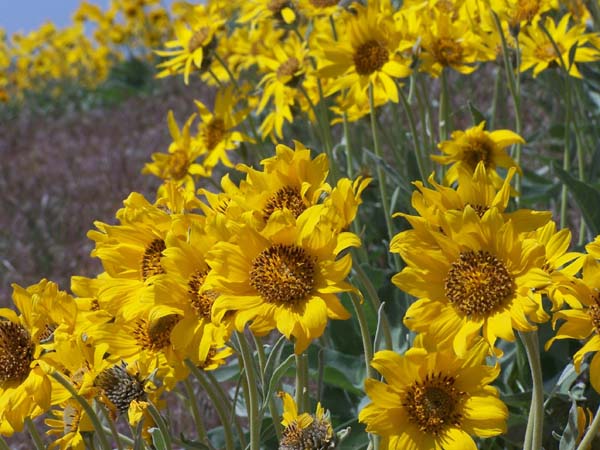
left=0, top=79, right=201, bottom=305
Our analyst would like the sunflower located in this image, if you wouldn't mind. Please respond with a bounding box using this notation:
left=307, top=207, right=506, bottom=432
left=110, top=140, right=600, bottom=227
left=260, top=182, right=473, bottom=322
left=231, top=141, right=331, bottom=230
left=45, top=400, right=93, bottom=450
left=278, top=391, right=336, bottom=449
left=490, top=0, right=557, bottom=28
left=87, top=192, right=174, bottom=320
left=255, top=32, right=312, bottom=139
left=238, top=0, right=299, bottom=25
left=205, top=207, right=360, bottom=354
left=0, top=280, right=78, bottom=435
left=317, top=2, right=412, bottom=105
left=416, top=10, right=489, bottom=77
left=528, top=220, right=582, bottom=311
left=393, top=163, right=551, bottom=253
left=519, top=14, right=600, bottom=78
left=153, top=217, right=234, bottom=367
left=392, top=206, right=550, bottom=354
left=195, top=85, right=252, bottom=172
left=359, top=338, right=508, bottom=449
left=155, top=4, right=225, bottom=84
left=431, top=121, right=523, bottom=188
left=87, top=309, right=188, bottom=388
left=546, top=255, right=600, bottom=393
left=142, top=111, right=206, bottom=189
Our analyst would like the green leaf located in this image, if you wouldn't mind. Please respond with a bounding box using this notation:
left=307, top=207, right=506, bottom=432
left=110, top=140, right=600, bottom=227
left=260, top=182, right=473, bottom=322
left=261, top=354, right=295, bottom=411
left=150, top=427, right=168, bottom=450
left=553, top=162, right=600, bottom=236
left=468, top=101, right=487, bottom=127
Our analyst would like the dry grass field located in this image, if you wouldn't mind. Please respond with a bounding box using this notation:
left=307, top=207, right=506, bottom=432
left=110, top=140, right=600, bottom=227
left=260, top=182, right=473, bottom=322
left=0, top=80, right=202, bottom=305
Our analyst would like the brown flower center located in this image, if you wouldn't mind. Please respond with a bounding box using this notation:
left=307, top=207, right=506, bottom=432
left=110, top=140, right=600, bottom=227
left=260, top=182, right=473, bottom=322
left=534, top=42, right=566, bottom=62
left=589, top=293, right=600, bottom=334
left=205, top=118, right=226, bottom=151
left=262, top=186, right=306, bottom=222
left=445, top=250, right=514, bottom=316
left=268, top=0, right=291, bottom=14
left=133, top=314, right=181, bottom=352
left=513, top=0, right=541, bottom=25
left=188, top=27, right=211, bottom=53
left=94, top=363, right=146, bottom=415
left=167, top=149, right=190, bottom=180
left=0, top=321, right=35, bottom=386
left=467, top=203, right=489, bottom=218
left=463, top=135, right=495, bottom=170
left=403, top=372, right=466, bottom=436
left=250, top=244, right=315, bottom=306
left=309, top=0, right=339, bottom=6
left=141, top=239, right=166, bottom=281
left=432, top=37, right=464, bottom=66
left=188, top=269, right=218, bottom=320
left=353, top=40, right=389, bottom=75
left=277, top=57, right=300, bottom=79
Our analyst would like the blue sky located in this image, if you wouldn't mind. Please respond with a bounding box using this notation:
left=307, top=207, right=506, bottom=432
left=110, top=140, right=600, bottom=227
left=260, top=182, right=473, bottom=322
left=1, top=1, right=116, bottom=35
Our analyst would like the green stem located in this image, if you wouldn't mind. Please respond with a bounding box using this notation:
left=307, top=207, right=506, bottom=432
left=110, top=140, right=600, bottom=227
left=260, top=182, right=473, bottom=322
left=350, top=292, right=375, bottom=379
left=147, top=402, right=173, bottom=450
left=254, top=335, right=283, bottom=440
left=214, top=53, right=238, bottom=89
left=0, top=436, right=11, bottom=450
left=369, top=83, right=399, bottom=269
left=206, top=371, right=247, bottom=449
left=185, top=360, right=236, bottom=450
left=438, top=68, right=451, bottom=142
left=576, top=401, right=600, bottom=450
left=295, top=353, right=308, bottom=413
left=183, top=378, right=209, bottom=445
left=489, top=66, right=502, bottom=130
left=351, top=258, right=393, bottom=350
left=520, top=331, right=544, bottom=450
left=25, top=417, right=45, bottom=450
left=237, top=332, right=261, bottom=450
left=399, top=87, right=428, bottom=182
left=343, top=112, right=354, bottom=178
left=99, top=403, right=124, bottom=450
left=491, top=11, right=523, bottom=201
left=540, top=23, right=587, bottom=241
left=51, top=372, right=112, bottom=450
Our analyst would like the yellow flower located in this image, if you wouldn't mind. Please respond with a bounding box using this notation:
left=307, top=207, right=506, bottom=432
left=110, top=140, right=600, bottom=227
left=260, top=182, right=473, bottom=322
left=232, top=141, right=331, bottom=230
left=238, top=0, right=299, bottom=25
left=153, top=217, right=234, bottom=367
left=318, top=3, right=411, bottom=105
left=0, top=280, right=78, bottom=435
left=45, top=400, right=93, bottom=450
left=528, top=220, right=582, bottom=311
left=278, top=391, right=335, bottom=449
left=359, top=339, right=508, bottom=449
left=205, top=207, right=360, bottom=354
left=87, top=193, right=173, bottom=320
left=490, top=0, right=557, bottom=28
left=392, top=163, right=551, bottom=255
left=519, top=14, right=600, bottom=78
left=416, top=11, right=488, bottom=77
left=195, top=85, right=252, bottom=172
left=142, top=111, right=206, bottom=189
left=546, top=255, right=600, bottom=393
left=392, top=207, right=550, bottom=354
left=432, top=121, right=523, bottom=188
left=255, top=32, right=312, bottom=139
left=155, top=5, right=225, bottom=84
